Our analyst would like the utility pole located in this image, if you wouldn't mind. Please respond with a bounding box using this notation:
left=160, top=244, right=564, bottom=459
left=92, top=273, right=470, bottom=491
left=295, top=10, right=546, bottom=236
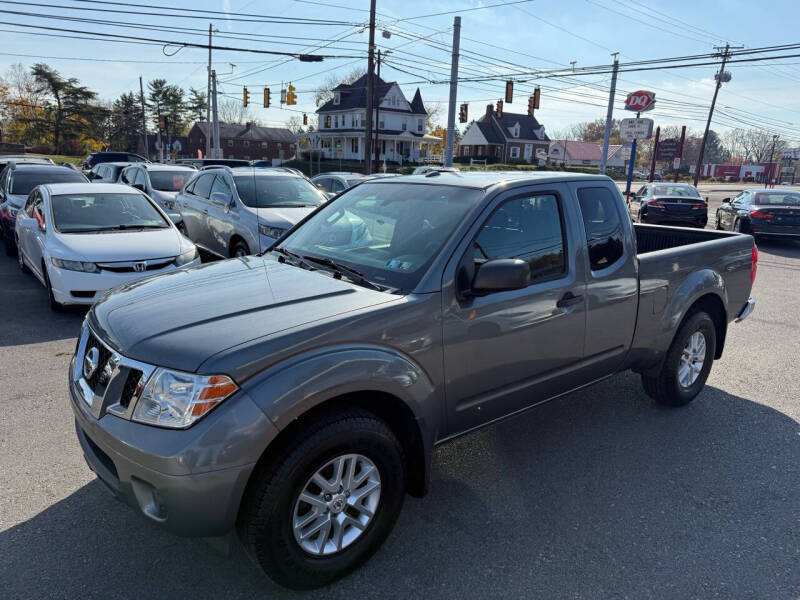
left=138, top=76, right=147, bottom=159
left=206, top=24, right=212, bottom=158
left=649, top=126, right=660, bottom=182
left=674, top=125, right=686, bottom=182
left=363, top=0, right=377, bottom=174
left=599, top=53, right=619, bottom=174
left=211, top=69, right=221, bottom=159
left=444, top=16, right=461, bottom=167
left=693, top=43, right=741, bottom=187
left=373, top=49, right=382, bottom=173
left=766, top=134, right=778, bottom=186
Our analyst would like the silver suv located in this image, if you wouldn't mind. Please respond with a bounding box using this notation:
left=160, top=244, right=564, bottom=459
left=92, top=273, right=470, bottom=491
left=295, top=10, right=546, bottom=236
left=175, top=167, right=326, bottom=257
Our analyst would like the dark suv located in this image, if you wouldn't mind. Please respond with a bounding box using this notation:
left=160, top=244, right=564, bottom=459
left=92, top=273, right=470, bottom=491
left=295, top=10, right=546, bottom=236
left=81, top=152, right=149, bottom=172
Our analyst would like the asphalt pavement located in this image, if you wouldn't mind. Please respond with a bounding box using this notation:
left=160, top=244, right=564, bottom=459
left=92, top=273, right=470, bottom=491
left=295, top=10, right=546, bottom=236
left=1, top=214, right=799, bottom=599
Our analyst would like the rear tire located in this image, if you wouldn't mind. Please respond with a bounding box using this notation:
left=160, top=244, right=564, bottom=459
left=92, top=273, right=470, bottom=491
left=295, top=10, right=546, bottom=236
left=715, top=212, right=722, bottom=230
left=237, top=408, right=406, bottom=590
left=231, top=240, right=250, bottom=258
left=733, top=218, right=742, bottom=233
left=641, top=310, right=716, bottom=406
left=17, top=240, right=29, bottom=274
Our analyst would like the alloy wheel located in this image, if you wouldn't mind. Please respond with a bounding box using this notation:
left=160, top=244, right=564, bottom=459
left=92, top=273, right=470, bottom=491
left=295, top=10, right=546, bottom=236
left=678, top=331, right=706, bottom=388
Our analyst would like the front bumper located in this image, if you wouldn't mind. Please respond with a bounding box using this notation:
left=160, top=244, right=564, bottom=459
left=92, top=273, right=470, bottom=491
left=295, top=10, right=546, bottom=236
left=49, top=258, right=201, bottom=305
left=69, top=350, right=279, bottom=537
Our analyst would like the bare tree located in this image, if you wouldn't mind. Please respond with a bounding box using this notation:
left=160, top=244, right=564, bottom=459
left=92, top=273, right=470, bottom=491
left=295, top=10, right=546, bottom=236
left=424, top=102, right=443, bottom=132
left=285, top=115, right=306, bottom=134
left=218, top=98, right=256, bottom=124
left=314, top=67, right=366, bottom=107
left=723, top=128, right=785, bottom=163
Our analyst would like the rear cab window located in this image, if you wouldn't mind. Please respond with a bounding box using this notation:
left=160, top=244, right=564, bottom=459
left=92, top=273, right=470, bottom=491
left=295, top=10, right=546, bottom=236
left=577, top=187, right=625, bottom=272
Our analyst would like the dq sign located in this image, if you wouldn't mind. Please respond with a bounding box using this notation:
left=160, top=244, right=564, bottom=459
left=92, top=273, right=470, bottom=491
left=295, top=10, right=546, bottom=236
left=625, top=90, right=656, bottom=112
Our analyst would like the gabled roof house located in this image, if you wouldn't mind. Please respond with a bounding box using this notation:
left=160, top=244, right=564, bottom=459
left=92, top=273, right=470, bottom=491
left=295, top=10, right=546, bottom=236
left=459, top=104, right=550, bottom=163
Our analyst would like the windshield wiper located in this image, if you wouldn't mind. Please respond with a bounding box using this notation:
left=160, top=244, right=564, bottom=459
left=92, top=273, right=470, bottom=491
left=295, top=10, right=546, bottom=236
left=92, top=224, right=166, bottom=231
left=299, top=254, right=384, bottom=291
left=271, top=246, right=314, bottom=270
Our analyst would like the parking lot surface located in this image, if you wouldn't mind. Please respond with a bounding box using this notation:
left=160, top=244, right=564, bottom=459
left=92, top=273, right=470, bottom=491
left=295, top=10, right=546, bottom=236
left=1, top=211, right=799, bottom=598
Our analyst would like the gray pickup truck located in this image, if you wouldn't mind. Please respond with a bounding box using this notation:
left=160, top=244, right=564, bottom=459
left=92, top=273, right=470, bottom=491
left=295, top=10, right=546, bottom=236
left=69, top=172, right=756, bottom=589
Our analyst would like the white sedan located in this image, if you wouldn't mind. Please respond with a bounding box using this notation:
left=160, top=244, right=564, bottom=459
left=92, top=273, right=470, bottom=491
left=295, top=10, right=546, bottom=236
left=15, top=182, right=200, bottom=310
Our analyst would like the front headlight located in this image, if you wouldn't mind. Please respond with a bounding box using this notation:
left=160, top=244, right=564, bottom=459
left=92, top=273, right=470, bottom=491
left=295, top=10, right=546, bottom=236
left=51, top=257, right=99, bottom=273
left=174, top=246, right=198, bottom=266
left=8, top=207, right=18, bottom=218
left=258, top=223, right=287, bottom=239
left=132, top=368, right=238, bottom=428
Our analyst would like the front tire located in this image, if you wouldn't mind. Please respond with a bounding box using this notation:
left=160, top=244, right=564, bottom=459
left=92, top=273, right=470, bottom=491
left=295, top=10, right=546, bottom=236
left=231, top=240, right=250, bottom=258
left=17, top=240, right=29, bottom=273
left=238, top=409, right=406, bottom=590
left=641, top=310, right=716, bottom=406
left=43, top=266, right=63, bottom=312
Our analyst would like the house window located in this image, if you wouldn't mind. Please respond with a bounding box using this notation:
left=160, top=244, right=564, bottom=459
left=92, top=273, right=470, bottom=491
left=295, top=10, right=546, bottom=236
left=379, top=117, right=385, bottom=129
left=325, top=115, right=331, bottom=128
left=333, top=92, right=341, bottom=105
left=350, top=138, right=358, bottom=153
left=417, top=119, right=423, bottom=133
left=510, top=146, right=520, bottom=159
left=512, top=123, right=520, bottom=138
left=402, top=119, right=407, bottom=131
left=334, top=115, right=339, bottom=128
left=227, top=140, right=233, bottom=147
left=261, top=142, right=267, bottom=149
left=243, top=140, right=250, bottom=148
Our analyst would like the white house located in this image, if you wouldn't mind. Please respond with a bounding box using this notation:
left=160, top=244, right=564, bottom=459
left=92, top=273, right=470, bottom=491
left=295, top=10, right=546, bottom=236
left=307, top=75, right=439, bottom=163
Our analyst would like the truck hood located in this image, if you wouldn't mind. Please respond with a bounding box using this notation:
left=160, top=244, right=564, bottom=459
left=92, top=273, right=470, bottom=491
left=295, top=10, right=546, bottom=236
left=254, top=206, right=316, bottom=228
left=89, top=254, right=397, bottom=373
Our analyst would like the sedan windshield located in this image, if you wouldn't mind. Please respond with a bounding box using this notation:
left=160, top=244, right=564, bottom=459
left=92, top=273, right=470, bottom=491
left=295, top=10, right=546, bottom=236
left=278, top=182, right=483, bottom=291
left=10, top=169, right=86, bottom=195
left=51, top=193, right=170, bottom=233
left=652, top=185, right=700, bottom=198
left=150, top=170, right=192, bottom=191
left=234, top=175, right=326, bottom=208
left=753, top=192, right=800, bottom=206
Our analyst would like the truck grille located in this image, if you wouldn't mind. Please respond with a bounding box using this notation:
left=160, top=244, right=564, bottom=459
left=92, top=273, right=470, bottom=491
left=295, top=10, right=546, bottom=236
left=85, top=331, right=113, bottom=393
left=120, top=368, right=144, bottom=408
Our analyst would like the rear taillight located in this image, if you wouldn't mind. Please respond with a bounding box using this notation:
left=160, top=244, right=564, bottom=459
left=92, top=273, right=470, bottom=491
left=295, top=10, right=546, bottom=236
left=751, top=244, right=758, bottom=286
left=750, top=209, right=773, bottom=220
left=647, top=199, right=664, bottom=207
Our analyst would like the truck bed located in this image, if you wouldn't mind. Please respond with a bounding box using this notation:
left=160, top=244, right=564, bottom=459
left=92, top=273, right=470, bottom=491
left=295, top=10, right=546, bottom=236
left=628, top=223, right=755, bottom=373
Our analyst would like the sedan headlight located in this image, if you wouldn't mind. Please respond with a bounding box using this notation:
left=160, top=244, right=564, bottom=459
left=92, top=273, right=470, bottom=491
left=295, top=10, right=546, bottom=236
left=174, top=246, right=198, bottom=266
left=132, top=368, right=238, bottom=428
left=7, top=206, right=19, bottom=218
left=258, top=223, right=287, bottom=239
left=51, top=257, right=100, bottom=273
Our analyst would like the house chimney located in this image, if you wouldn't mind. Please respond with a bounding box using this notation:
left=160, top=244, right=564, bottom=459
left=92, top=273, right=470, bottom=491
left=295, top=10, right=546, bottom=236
left=486, top=104, right=494, bottom=118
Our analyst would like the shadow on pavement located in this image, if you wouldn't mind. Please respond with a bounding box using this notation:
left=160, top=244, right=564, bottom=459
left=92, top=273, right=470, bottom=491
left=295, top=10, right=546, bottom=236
left=1, top=373, right=798, bottom=599
left=755, top=238, right=800, bottom=260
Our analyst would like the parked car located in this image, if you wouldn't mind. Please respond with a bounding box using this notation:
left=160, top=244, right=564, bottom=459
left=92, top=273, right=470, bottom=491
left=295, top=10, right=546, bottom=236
left=117, top=163, right=196, bottom=211
left=177, top=158, right=251, bottom=169
left=175, top=166, right=325, bottom=257
left=716, top=188, right=800, bottom=238
left=628, top=182, right=708, bottom=228
left=1, top=163, right=88, bottom=254
left=15, top=183, right=199, bottom=310
left=87, top=161, right=133, bottom=183
left=69, top=172, right=756, bottom=589
left=81, top=152, right=148, bottom=173
left=0, top=155, right=53, bottom=171
left=411, top=165, right=459, bottom=175
left=310, top=172, right=370, bottom=198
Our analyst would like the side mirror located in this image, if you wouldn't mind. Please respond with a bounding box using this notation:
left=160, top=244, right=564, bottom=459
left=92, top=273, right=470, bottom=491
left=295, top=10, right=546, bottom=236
left=471, top=258, right=530, bottom=294
left=315, top=183, right=325, bottom=190
left=210, top=192, right=229, bottom=205
left=722, top=197, right=731, bottom=203
left=132, top=183, right=145, bottom=192
left=167, top=212, right=183, bottom=225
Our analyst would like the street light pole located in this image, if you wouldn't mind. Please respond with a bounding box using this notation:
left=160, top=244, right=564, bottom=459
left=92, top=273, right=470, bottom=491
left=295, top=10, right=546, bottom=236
left=767, top=134, right=778, bottom=187
left=363, top=0, right=376, bottom=174
left=444, top=16, right=461, bottom=167
left=599, top=52, right=619, bottom=175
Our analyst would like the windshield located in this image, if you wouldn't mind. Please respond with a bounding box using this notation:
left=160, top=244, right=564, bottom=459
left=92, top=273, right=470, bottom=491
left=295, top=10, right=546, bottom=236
left=278, top=182, right=483, bottom=291
left=753, top=192, right=800, bottom=206
left=652, top=185, right=701, bottom=198
left=51, top=193, right=170, bottom=233
left=10, top=169, right=85, bottom=195
left=149, top=170, right=192, bottom=191
left=233, top=175, right=325, bottom=208
left=346, top=179, right=365, bottom=187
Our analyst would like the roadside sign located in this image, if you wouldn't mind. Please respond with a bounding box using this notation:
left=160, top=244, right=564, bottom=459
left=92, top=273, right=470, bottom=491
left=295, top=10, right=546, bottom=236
left=673, top=157, right=681, bottom=170
left=656, top=138, right=681, bottom=161
left=620, top=118, right=654, bottom=141
left=624, top=90, right=656, bottom=112
left=621, top=143, right=632, bottom=160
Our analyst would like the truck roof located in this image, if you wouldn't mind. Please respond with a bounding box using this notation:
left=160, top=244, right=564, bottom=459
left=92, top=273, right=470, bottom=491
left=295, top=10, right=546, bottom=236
left=367, top=170, right=613, bottom=190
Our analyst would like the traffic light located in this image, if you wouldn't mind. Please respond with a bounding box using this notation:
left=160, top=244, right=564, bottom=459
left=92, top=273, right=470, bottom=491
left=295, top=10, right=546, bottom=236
left=287, top=84, right=297, bottom=106
left=496, top=99, right=503, bottom=118
left=303, top=113, right=308, bottom=125
left=505, top=80, right=513, bottom=104
left=533, top=86, right=540, bottom=109
left=243, top=86, right=250, bottom=107
left=458, top=103, right=468, bottom=123
left=263, top=88, right=270, bottom=108
left=527, top=95, right=535, bottom=117
left=157, top=115, right=167, bottom=131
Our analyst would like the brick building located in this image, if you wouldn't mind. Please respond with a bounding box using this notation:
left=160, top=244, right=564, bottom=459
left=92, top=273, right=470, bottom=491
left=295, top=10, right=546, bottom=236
left=186, top=122, right=297, bottom=161
left=459, top=104, right=549, bottom=163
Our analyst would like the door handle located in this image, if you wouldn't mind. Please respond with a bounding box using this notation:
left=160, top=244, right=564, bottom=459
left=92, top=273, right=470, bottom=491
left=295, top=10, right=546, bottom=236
left=202, top=208, right=209, bottom=214
left=556, top=292, right=583, bottom=308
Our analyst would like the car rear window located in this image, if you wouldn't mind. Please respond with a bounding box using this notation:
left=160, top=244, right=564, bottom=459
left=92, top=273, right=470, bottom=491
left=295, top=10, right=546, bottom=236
left=9, top=169, right=86, bottom=195
left=652, top=185, right=700, bottom=198
left=150, top=170, right=192, bottom=191
left=233, top=175, right=325, bottom=208
left=753, top=192, right=800, bottom=206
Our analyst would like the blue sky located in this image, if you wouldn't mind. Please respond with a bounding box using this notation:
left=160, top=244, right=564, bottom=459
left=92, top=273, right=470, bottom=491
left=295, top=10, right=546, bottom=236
left=1, top=0, right=799, bottom=142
